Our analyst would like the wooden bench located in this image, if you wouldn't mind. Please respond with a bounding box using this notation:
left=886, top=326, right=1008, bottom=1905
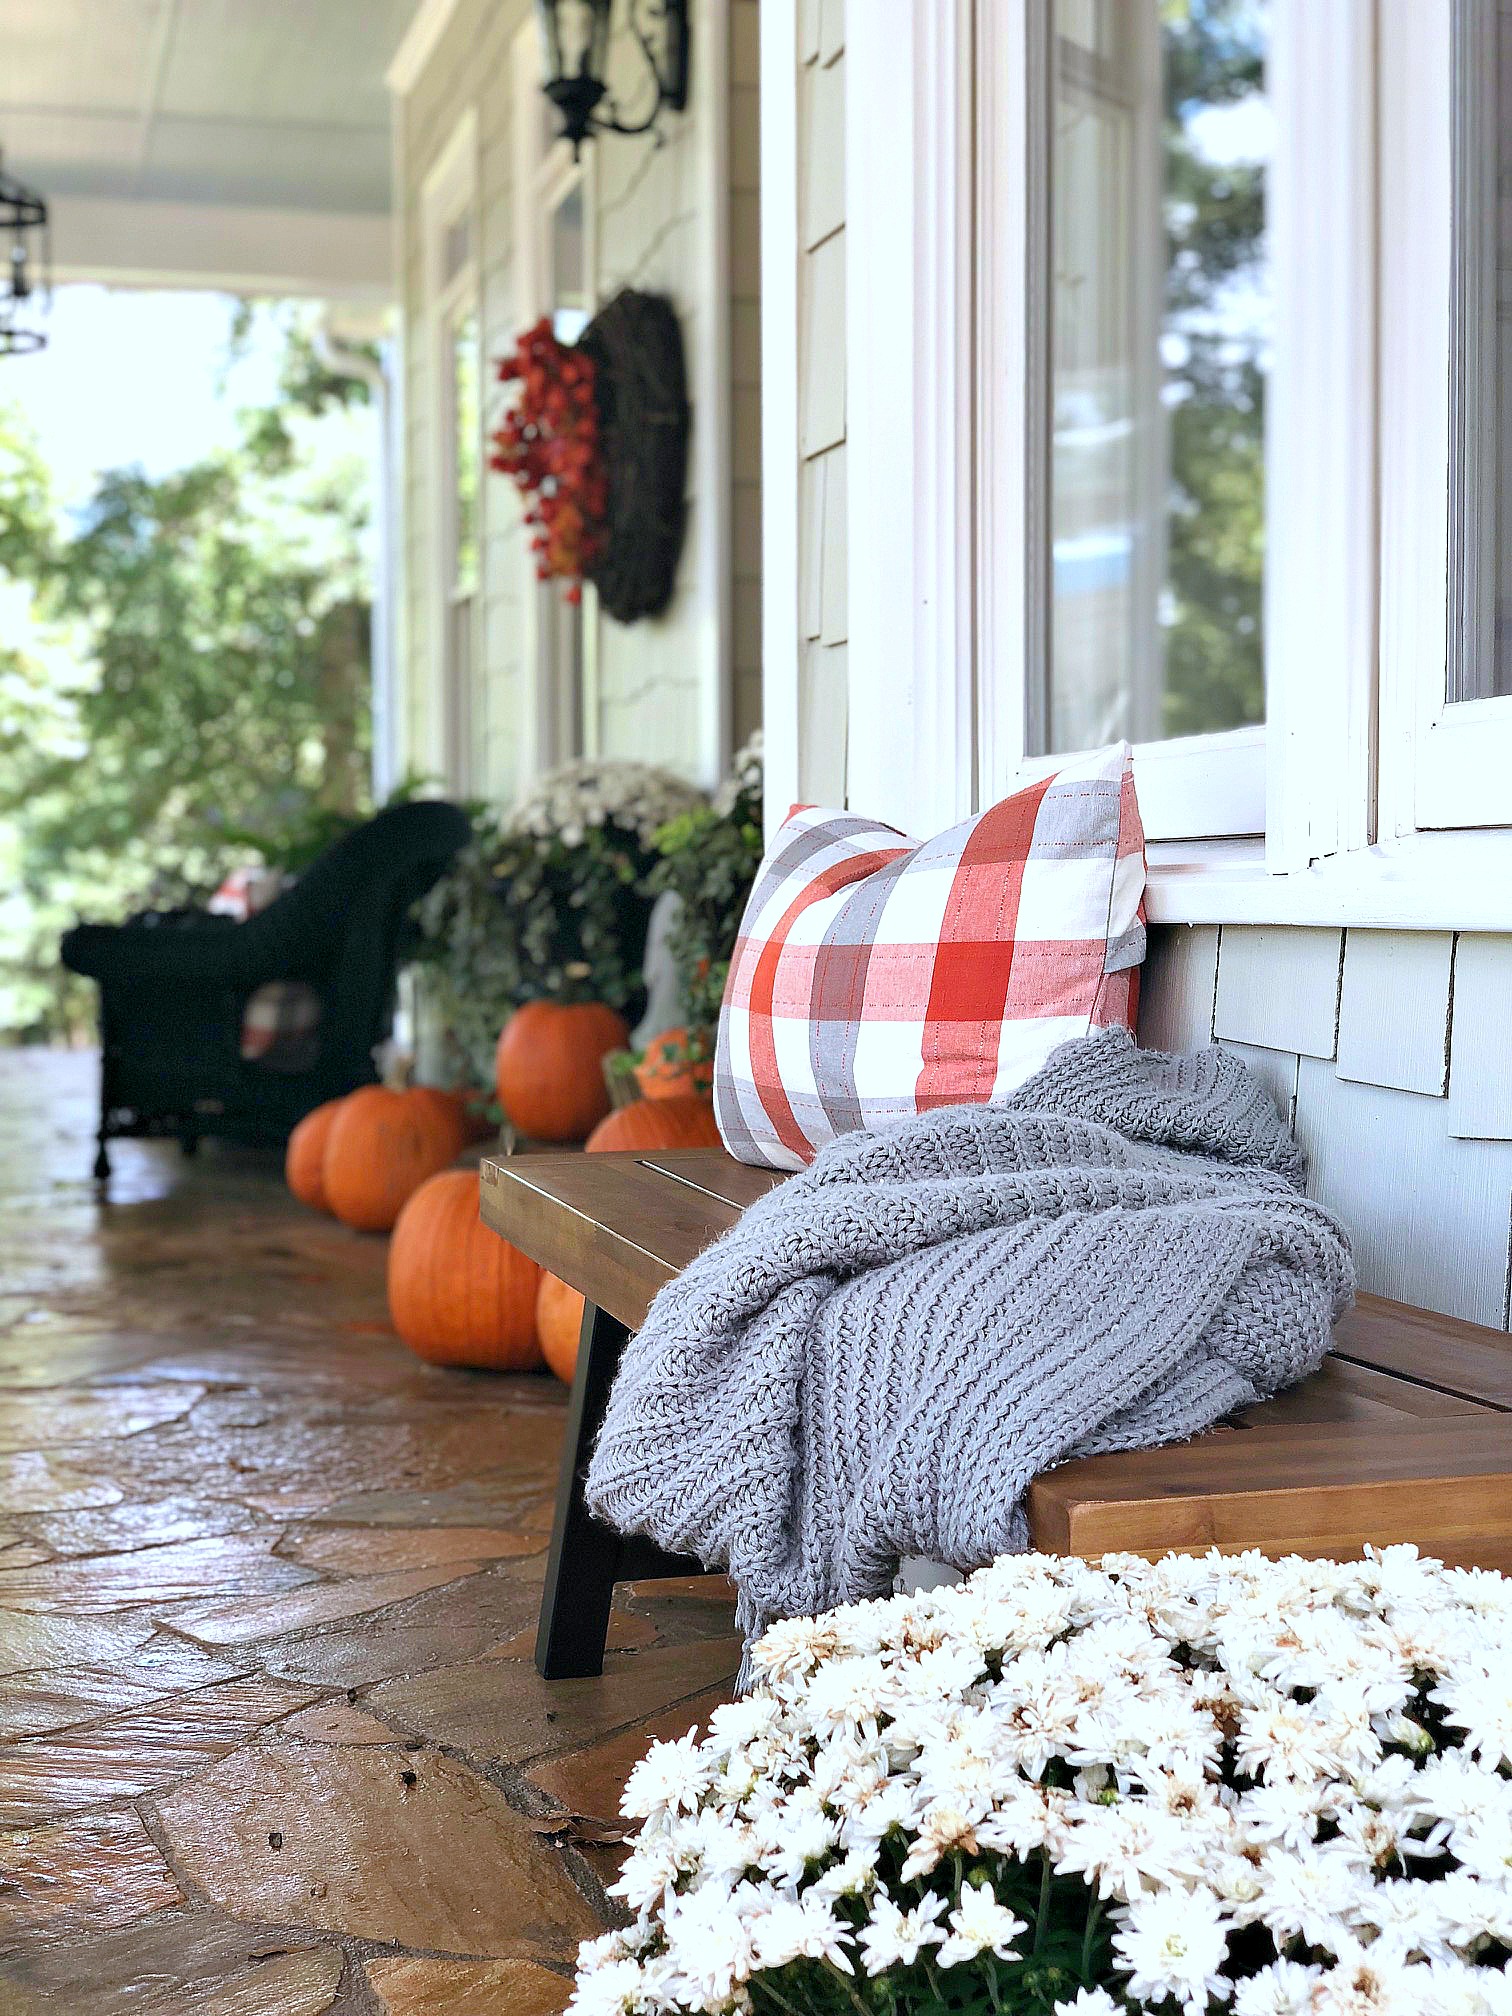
left=480, top=1146, right=1512, bottom=1679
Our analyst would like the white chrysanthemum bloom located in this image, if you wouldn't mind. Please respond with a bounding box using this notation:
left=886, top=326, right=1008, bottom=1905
left=1232, top=1958, right=1325, bottom=2016
left=936, top=1881, right=1027, bottom=1966
left=507, top=758, right=705, bottom=848
left=1434, top=1667, right=1512, bottom=1770
left=1054, top=1992, right=1123, bottom=2016
left=571, top=1549, right=1512, bottom=2016
left=858, top=1891, right=947, bottom=1975
left=621, top=1727, right=712, bottom=1821
left=1112, top=1887, right=1230, bottom=2016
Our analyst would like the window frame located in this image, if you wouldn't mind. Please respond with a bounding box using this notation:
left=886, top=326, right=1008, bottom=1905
left=421, top=109, right=482, bottom=797
left=1378, top=0, right=1512, bottom=838
left=823, top=0, right=1512, bottom=928
left=511, top=20, right=601, bottom=776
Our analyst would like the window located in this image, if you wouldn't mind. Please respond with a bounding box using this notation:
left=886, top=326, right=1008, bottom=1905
left=839, top=0, right=1512, bottom=912
left=422, top=114, right=481, bottom=795
left=1046, top=0, right=1270, bottom=755
left=513, top=20, right=598, bottom=769
left=1381, top=0, right=1512, bottom=840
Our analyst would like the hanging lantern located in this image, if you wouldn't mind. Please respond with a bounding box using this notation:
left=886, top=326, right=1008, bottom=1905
left=0, top=151, right=49, bottom=358
left=536, top=0, right=690, bottom=159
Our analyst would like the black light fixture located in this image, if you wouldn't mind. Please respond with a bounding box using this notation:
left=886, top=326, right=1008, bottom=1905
left=0, top=150, right=49, bottom=358
left=537, top=0, right=690, bottom=159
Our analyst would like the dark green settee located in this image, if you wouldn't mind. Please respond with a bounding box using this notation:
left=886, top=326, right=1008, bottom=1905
left=61, top=799, right=471, bottom=1178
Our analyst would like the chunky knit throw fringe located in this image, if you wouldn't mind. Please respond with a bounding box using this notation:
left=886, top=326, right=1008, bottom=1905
left=586, top=1030, right=1355, bottom=1659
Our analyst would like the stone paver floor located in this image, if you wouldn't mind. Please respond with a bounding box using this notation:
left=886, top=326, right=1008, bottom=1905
left=0, top=1051, right=739, bottom=2014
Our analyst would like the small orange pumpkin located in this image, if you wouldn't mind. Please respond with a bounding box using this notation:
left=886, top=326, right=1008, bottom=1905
left=634, top=1027, right=714, bottom=1102
left=285, top=1097, right=346, bottom=1213
left=410, top=1084, right=495, bottom=1145
left=388, top=1169, right=543, bottom=1370
left=536, top=1271, right=586, bottom=1385
left=323, top=1085, right=468, bottom=1233
left=495, top=1000, right=630, bottom=1143
left=585, top=1095, right=722, bottom=1154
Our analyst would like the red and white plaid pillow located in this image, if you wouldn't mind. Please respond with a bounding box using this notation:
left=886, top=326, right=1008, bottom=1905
left=713, top=744, right=1146, bottom=1170
left=240, top=980, right=322, bottom=1074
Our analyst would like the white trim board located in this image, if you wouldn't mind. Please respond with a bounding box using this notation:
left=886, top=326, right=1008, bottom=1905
left=1146, top=832, right=1512, bottom=931
left=760, top=0, right=802, bottom=837
left=387, top=0, right=465, bottom=94
left=49, top=196, right=393, bottom=301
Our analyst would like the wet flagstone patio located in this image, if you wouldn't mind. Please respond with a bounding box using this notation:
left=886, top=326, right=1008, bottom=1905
left=0, top=1050, right=740, bottom=2013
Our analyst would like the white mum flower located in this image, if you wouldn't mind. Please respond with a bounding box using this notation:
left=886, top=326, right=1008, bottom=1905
left=858, top=1891, right=948, bottom=1974
left=567, top=1956, right=650, bottom=2016
left=1232, top=1960, right=1325, bottom=2016
left=936, top=1881, right=1027, bottom=1967
left=1252, top=1843, right=1358, bottom=1953
left=621, top=1728, right=711, bottom=1821
left=1053, top=1993, right=1122, bottom=2016
left=1433, top=1668, right=1512, bottom=1770
left=1112, top=1886, right=1230, bottom=2016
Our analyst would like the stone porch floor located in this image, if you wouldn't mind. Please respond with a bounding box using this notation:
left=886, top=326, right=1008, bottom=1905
left=0, top=1051, right=739, bottom=2014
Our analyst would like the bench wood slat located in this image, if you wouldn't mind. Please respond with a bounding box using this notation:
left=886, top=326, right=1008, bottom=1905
left=478, top=1144, right=1512, bottom=1678
left=1028, top=1416, right=1512, bottom=1567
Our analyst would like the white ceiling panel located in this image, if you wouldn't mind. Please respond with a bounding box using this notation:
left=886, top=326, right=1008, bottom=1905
left=140, top=114, right=395, bottom=214
left=157, top=0, right=414, bottom=127
left=0, top=0, right=168, bottom=117
left=0, top=0, right=415, bottom=220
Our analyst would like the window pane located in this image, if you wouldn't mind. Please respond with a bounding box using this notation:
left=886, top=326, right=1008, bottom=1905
left=1448, top=0, right=1512, bottom=702
left=1046, top=0, right=1271, bottom=753
left=451, top=308, right=480, bottom=597
left=550, top=182, right=590, bottom=342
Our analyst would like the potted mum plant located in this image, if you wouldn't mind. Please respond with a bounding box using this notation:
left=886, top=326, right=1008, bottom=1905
left=634, top=732, right=765, bottom=1101
left=412, top=759, right=704, bottom=1144
left=571, top=1546, right=1512, bottom=2016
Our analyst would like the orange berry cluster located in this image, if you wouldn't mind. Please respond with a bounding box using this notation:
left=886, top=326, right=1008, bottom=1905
left=489, top=316, right=609, bottom=604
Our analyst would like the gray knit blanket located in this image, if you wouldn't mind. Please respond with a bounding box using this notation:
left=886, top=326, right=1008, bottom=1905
left=586, top=1030, right=1355, bottom=1649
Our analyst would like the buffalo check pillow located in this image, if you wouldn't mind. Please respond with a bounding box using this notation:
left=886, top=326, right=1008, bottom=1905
left=713, top=743, right=1146, bottom=1170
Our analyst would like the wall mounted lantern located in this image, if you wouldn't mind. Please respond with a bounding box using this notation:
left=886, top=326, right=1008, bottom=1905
left=537, top=0, right=690, bottom=159
left=0, top=150, right=49, bottom=358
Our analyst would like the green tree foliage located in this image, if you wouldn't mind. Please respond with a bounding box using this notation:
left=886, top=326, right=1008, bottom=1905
left=1159, top=0, right=1268, bottom=739
left=0, top=302, right=375, bottom=1039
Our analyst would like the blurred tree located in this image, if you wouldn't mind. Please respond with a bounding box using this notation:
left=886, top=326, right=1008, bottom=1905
left=1159, top=0, right=1268, bottom=738
left=0, top=303, right=375, bottom=1039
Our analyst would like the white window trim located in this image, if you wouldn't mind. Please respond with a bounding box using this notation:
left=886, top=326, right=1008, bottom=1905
left=760, top=0, right=802, bottom=839
left=421, top=108, right=480, bottom=797
left=1378, top=0, right=1512, bottom=838
left=815, top=0, right=1512, bottom=928
left=512, top=22, right=600, bottom=777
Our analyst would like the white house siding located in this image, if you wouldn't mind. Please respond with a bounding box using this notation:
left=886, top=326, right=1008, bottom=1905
left=393, top=0, right=759, bottom=801
left=1141, top=924, right=1512, bottom=1329
left=795, top=0, right=847, bottom=805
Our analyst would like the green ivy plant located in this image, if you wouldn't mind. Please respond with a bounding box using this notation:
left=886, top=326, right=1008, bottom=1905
left=644, top=733, right=764, bottom=1041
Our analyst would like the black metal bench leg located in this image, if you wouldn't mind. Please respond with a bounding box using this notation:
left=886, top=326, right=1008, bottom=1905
left=535, top=1299, right=630, bottom=1679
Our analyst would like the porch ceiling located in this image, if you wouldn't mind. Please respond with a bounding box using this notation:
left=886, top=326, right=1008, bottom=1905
left=0, top=0, right=418, bottom=298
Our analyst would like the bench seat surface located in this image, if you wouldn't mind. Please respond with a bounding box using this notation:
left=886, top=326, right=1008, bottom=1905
left=480, top=1147, right=1512, bottom=1573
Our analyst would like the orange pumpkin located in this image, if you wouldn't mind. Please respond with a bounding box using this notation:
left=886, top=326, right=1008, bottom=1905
left=323, top=1084, right=468, bottom=1233
left=495, top=1000, right=630, bottom=1143
left=585, top=1095, right=722, bottom=1154
left=411, top=1084, right=495, bottom=1146
left=536, top=1271, right=586, bottom=1384
left=285, top=1097, right=345, bottom=1213
left=388, top=1169, right=543, bottom=1370
left=633, top=1027, right=715, bottom=1102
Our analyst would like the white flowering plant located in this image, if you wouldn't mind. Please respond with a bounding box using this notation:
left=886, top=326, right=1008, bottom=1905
left=570, top=1548, right=1512, bottom=2016
left=411, top=760, right=704, bottom=1083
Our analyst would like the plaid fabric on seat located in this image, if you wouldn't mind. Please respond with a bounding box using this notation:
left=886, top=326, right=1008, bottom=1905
left=714, top=744, right=1147, bottom=1170
left=239, top=980, right=322, bottom=1074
